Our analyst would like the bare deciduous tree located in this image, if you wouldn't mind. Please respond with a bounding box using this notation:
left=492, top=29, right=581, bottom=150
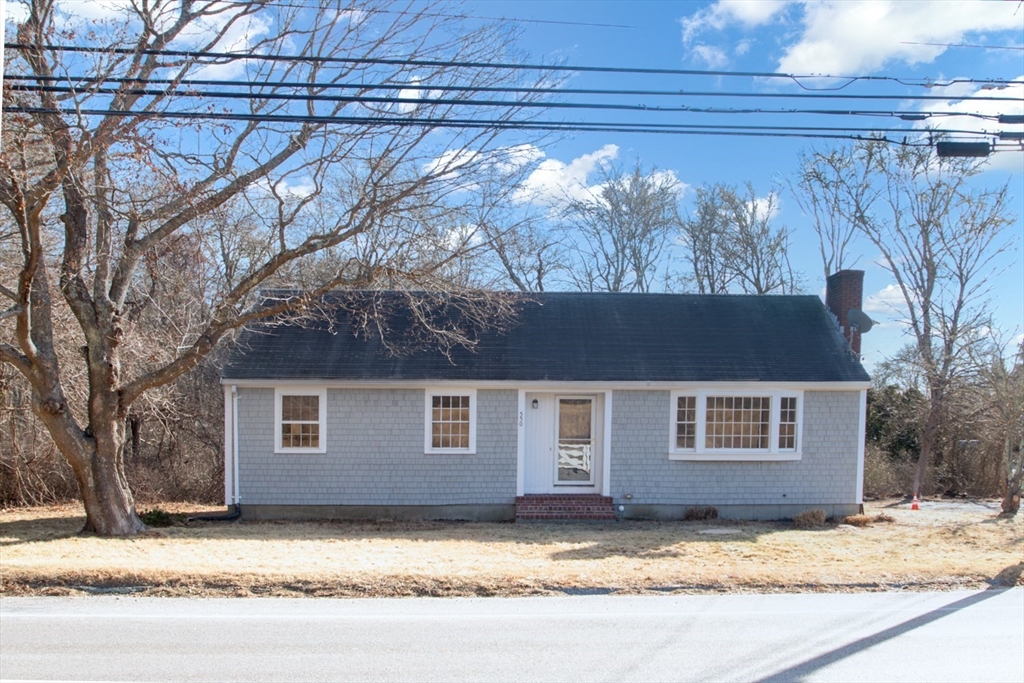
left=562, top=163, right=681, bottom=293
left=679, top=182, right=798, bottom=295
left=722, top=183, right=799, bottom=295
left=679, top=183, right=733, bottom=294
left=791, top=147, right=874, bottom=281
left=0, top=0, right=548, bottom=535
left=800, top=140, right=1015, bottom=497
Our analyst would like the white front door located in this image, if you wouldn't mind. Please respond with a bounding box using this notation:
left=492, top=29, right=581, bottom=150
left=524, top=393, right=601, bottom=494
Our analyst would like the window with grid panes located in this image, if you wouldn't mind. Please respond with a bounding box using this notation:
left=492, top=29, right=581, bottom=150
left=425, top=390, right=476, bottom=453
left=669, top=390, right=802, bottom=458
left=778, top=396, right=798, bottom=450
left=705, top=396, right=771, bottom=449
left=431, top=394, right=471, bottom=449
left=675, top=395, right=697, bottom=449
left=275, top=388, right=326, bottom=453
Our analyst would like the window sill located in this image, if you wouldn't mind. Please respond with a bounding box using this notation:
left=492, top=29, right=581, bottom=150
left=424, top=450, right=476, bottom=456
left=275, top=448, right=328, bottom=455
left=669, top=452, right=802, bottom=462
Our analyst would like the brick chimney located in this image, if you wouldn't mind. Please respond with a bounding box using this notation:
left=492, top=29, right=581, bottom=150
left=825, top=269, right=865, bottom=356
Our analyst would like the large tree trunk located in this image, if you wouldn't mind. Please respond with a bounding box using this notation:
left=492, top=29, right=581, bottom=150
left=912, top=398, right=944, bottom=497
left=31, top=379, right=146, bottom=536
left=73, top=446, right=146, bottom=535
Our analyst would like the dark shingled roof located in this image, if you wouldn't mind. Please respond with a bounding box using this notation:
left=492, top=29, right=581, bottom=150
left=222, top=292, right=870, bottom=383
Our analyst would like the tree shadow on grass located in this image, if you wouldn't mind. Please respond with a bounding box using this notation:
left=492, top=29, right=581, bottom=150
left=0, top=515, right=84, bottom=546
left=175, top=517, right=787, bottom=554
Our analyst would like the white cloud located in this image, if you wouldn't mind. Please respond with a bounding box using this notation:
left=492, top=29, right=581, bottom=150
left=442, top=223, right=482, bottom=251
left=253, top=176, right=316, bottom=199
left=779, top=1, right=1022, bottom=75
left=514, top=144, right=620, bottom=206
left=691, top=45, right=730, bottom=69
left=751, top=193, right=780, bottom=222
left=493, top=144, right=547, bottom=173
left=335, top=9, right=367, bottom=26
left=681, top=1, right=1023, bottom=75
left=864, top=284, right=907, bottom=316
left=682, top=0, right=789, bottom=45
left=397, top=78, right=423, bottom=114
left=734, top=40, right=752, bottom=57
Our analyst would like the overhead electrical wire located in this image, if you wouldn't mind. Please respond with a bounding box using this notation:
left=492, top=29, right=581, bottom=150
left=2, top=106, right=995, bottom=142
left=5, top=43, right=1017, bottom=91
left=7, top=74, right=1022, bottom=104
left=8, top=83, right=1009, bottom=121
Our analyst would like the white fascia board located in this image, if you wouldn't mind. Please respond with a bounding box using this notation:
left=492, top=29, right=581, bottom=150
left=222, top=378, right=871, bottom=391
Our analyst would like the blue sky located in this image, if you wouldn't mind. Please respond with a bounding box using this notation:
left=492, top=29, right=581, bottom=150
left=469, top=0, right=1024, bottom=370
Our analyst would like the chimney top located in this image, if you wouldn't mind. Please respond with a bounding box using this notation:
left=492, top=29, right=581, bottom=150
left=826, top=270, right=865, bottom=356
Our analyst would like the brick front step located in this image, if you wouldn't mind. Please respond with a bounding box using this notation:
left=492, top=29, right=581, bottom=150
left=515, top=494, right=616, bottom=521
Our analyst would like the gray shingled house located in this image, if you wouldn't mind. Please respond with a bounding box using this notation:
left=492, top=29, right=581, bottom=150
left=221, top=270, right=871, bottom=521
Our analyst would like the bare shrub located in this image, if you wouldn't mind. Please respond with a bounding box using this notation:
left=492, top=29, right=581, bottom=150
left=863, top=444, right=917, bottom=499
left=683, top=506, right=719, bottom=521
left=793, top=509, right=827, bottom=528
left=842, top=514, right=872, bottom=527
left=872, top=513, right=896, bottom=524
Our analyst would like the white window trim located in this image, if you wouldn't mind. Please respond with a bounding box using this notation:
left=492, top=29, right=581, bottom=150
left=424, top=388, right=477, bottom=455
left=669, top=389, right=803, bottom=461
left=274, top=387, right=327, bottom=454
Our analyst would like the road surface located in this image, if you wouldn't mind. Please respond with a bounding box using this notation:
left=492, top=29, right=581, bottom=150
left=2, top=589, right=1022, bottom=682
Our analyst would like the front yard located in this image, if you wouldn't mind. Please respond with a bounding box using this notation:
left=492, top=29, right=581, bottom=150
left=1, top=500, right=1021, bottom=597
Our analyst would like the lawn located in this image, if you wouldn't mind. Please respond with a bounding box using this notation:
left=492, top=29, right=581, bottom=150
left=1, top=500, right=1021, bottom=597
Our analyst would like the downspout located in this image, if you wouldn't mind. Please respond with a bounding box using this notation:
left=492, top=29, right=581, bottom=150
left=232, top=385, right=240, bottom=506
left=190, top=385, right=241, bottom=522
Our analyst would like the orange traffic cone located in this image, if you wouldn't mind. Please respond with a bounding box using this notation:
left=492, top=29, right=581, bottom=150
left=911, top=494, right=920, bottom=511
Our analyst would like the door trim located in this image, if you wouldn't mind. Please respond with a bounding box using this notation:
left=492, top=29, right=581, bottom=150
left=519, top=390, right=610, bottom=496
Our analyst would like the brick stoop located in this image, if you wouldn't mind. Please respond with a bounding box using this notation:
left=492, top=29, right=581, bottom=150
left=515, top=494, right=616, bottom=521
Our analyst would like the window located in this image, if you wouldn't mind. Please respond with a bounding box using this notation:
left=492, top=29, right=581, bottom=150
left=675, top=395, right=697, bottom=449
left=274, top=388, right=327, bottom=453
left=706, top=396, right=770, bottom=449
left=670, top=390, right=801, bottom=461
left=425, top=389, right=476, bottom=454
left=779, top=396, right=798, bottom=450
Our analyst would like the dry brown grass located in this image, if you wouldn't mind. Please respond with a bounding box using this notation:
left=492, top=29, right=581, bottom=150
left=2, top=500, right=1021, bottom=597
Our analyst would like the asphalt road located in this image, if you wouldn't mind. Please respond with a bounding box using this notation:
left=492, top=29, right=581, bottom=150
left=1, top=589, right=1022, bottom=682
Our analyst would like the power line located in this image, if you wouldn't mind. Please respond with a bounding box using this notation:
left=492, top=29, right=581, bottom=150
left=5, top=43, right=1017, bottom=91
left=3, top=105, right=996, bottom=139
left=7, top=82, right=1008, bottom=121
left=7, top=74, right=1022, bottom=103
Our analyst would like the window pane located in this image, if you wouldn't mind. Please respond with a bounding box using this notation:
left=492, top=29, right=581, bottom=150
left=779, top=396, right=797, bottom=450
left=705, top=396, right=771, bottom=449
left=558, top=399, right=592, bottom=440
left=676, top=396, right=696, bottom=450
left=430, top=394, right=471, bottom=450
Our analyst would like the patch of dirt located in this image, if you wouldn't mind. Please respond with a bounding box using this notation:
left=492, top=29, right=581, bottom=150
left=2, top=500, right=1021, bottom=598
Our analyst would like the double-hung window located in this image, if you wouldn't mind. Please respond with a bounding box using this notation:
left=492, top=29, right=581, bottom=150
left=425, top=389, right=476, bottom=454
left=670, top=390, right=802, bottom=460
left=274, top=387, right=327, bottom=454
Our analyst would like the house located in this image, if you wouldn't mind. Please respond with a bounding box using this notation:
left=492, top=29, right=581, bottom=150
left=221, top=270, right=871, bottom=521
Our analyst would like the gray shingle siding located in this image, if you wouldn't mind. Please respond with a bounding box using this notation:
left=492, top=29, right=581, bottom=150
left=609, top=390, right=860, bottom=506
left=237, top=388, right=517, bottom=506
left=235, top=387, right=861, bottom=509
